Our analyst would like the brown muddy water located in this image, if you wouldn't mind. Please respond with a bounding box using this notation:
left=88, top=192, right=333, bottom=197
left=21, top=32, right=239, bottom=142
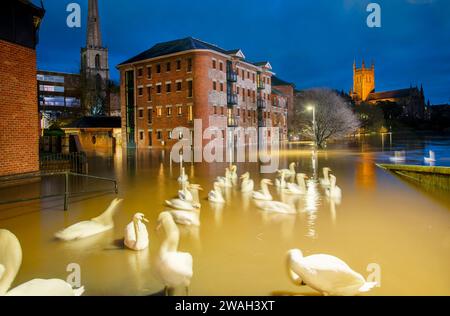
left=0, top=135, right=449, bottom=296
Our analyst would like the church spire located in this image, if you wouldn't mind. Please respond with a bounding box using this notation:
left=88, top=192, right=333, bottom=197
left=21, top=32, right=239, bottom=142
left=87, top=0, right=102, bottom=48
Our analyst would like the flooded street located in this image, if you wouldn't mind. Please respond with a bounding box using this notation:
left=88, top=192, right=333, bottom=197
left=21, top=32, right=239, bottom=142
left=0, top=134, right=449, bottom=296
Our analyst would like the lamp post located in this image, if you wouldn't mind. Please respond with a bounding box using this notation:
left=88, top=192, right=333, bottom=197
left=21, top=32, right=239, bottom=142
left=307, top=105, right=317, bottom=148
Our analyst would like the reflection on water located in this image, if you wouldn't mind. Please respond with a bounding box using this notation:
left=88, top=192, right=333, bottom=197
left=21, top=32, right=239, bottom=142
left=0, top=135, right=449, bottom=296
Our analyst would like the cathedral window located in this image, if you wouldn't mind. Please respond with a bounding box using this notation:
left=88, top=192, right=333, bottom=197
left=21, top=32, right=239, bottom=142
left=95, top=54, right=101, bottom=69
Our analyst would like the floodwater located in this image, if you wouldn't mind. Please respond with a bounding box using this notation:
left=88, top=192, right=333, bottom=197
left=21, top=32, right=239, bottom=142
left=0, top=133, right=449, bottom=296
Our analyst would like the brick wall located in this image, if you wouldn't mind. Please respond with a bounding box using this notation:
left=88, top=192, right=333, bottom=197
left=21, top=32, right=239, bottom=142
left=0, top=39, right=39, bottom=176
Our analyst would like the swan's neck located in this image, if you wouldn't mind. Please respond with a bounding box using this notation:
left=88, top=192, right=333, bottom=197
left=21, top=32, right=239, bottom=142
left=298, top=177, right=306, bottom=190
left=133, top=219, right=140, bottom=244
left=160, top=217, right=180, bottom=254
left=324, top=170, right=329, bottom=180
left=92, top=201, right=119, bottom=226
left=286, top=254, right=303, bottom=286
left=0, top=241, right=22, bottom=296
left=261, top=183, right=270, bottom=196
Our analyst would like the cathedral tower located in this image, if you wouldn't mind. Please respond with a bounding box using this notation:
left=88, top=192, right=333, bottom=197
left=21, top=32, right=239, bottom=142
left=351, top=59, right=375, bottom=102
left=81, top=0, right=109, bottom=115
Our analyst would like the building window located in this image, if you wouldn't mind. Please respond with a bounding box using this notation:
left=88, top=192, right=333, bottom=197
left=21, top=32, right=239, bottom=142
left=247, top=72, right=250, bottom=79
left=157, top=107, right=162, bottom=117
left=167, top=106, right=172, bottom=117
left=248, top=89, right=251, bottom=97
left=213, top=81, right=217, bottom=91
left=212, top=59, right=216, bottom=69
left=188, top=105, right=193, bottom=121
left=241, top=69, right=245, bottom=79
left=220, top=83, right=224, bottom=92
left=137, top=68, right=143, bottom=77
left=147, top=87, right=152, bottom=101
left=156, top=84, right=162, bottom=94
left=219, top=62, right=223, bottom=71
left=187, top=58, right=192, bottom=72
left=147, top=67, right=152, bottom=79
left=157, top=130, right=162, bottom=140
left=95, top=54, right=101, bottom=69
left=187, top=81, right=193, bottom=98
left=177, top=105, right=183, bottom=116
left=168, top=130, right=173, bottom=139
left=221, top=107, right=224, bottom=115
left=176, top=81, right=182, bottom=91
left=138, top=87, right=143, bottom=96
left=156, top=64, right=161, bottom=73
left=148, top=108, right=152, bottom=124
left=92, top=136, right=97, bottom=144
left=139, top=131, right=144, bottom=141
left=237, top=87, right=240, bottom=95
left=166, top=62, right=171, bottom=72
left=176, top=60, right=181, bottom=70
left=252, top=74, right=255, bottom=83
left=138, top=109, right=144, bottom=118
left=243, top=88, right=246, bottom=101
left=166, top=82, right=171, bottom=93
left=213, top=106, right=217, bottom=115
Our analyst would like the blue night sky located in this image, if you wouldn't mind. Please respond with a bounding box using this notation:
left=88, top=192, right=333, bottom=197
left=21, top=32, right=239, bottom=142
left=35, top=0, right=450, bottom=104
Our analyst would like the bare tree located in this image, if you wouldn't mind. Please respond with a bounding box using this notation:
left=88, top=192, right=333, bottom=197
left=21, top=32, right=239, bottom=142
left=293, top=89, right=360, bottom=148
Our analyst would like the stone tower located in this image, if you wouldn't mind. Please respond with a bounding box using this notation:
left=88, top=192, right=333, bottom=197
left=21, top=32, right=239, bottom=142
left=351, top=60, right=375, bottom=102
left=81, top=0, right=109, bottom=115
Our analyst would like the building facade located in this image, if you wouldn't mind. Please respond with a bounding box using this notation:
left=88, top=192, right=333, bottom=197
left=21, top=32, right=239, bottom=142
left=272, top=76, right=295, bottom=131
left=350, top=60, right=426, bottom=119
left=0, top=0, right=45, bottom=176
left=117, top=37, right=289, bottom=149
left=38, top=70, right=82, bottom=127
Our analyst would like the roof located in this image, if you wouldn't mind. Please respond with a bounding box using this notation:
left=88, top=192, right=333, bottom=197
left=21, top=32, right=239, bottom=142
left=118, top=37, right=271, bottom=70
left=272, top=88, right=286, bottom=96
left=367, top=88, right=418, bottom=101
left=118, top=37, right=230, bottom=66
left=272, top=76, right=295, bottom=87
left=64, top=116, right=121, bottom=129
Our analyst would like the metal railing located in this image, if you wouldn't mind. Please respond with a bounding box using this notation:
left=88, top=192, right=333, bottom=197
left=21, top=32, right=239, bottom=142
left=40, top=152, right=88, bottom=174
left=0, top=171, right=118, bottom=211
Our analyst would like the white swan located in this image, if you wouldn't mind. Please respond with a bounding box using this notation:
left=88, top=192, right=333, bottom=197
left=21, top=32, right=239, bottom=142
left=320, top=167, right=332, bottom=187
left=124, top=213, right=149, bottom=251
left=165, top=198, right=199, bottom=212
left=216, top=168, right=233, bottom=188
left=286, top=249, right=377, bottom=296
left=325, top=174, right=342, bottom=200
left=178, top=167, right=189, bottom=184
left=178, top=183, right=203, bottom=208
left=156, top=212, right=193, bottom=296
left=168, top=210, right=200, bottom=227
left=208, top=182, right=226, bottom=204
left=275, top=170, right=288, bottom=189
left=424, top=150, right=436, bottom=164
left=285, top=173, right=308, bottom=195
left=230, top=165, right=238, bottom=185
left=240, top=172, right=254, bottom=193
left=252, top=179, right=273, bottom=201
left=55, top=198, right=123, bottom=241
left=389, top=151, right=406, bottom=163
left=255, top=200, right=296, bottom=214
left=278, top=162, right=296, bottom=177
left=0, top=229, right=84, bottom=296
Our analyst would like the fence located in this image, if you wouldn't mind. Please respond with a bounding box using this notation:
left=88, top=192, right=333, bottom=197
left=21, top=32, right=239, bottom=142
left=40, top=152, right=88, bottom=174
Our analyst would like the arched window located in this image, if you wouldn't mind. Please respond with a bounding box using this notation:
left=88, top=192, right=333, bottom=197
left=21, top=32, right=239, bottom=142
left=95, top=54, right=101, bottom=69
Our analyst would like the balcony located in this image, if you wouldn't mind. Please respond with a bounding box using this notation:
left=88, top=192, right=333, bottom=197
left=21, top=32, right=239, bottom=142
left=227, top=70, right=238, bottom=82
left=257, top=97, right=266, bottom=109
left=227, top=93, right=238, bottom=106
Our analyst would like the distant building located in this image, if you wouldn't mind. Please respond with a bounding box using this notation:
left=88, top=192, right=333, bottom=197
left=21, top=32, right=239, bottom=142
left=272, top=76, right=295, bottom=130
left=0, top=0, right=45, bottom=176
left=80, top=0, right=110, bottom=115
left=350, top=60, right=426, bottom=120
left=62, top=116, right=122, bottom=155
left=38, top=70, right=82, bottom=127
left=117, top=37, right=289, bottom=148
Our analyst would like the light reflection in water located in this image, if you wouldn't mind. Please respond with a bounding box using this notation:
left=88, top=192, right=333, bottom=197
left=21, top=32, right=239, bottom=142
left=303, top=179, right=321, bottom=239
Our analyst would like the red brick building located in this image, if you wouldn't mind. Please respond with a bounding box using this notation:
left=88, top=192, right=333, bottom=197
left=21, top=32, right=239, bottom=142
left=117, top=37, right=291, bottom=148
left=0, top=0, right=45, bottom=176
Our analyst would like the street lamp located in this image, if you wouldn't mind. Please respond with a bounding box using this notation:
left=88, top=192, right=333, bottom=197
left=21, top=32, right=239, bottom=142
left=307, top=105, right=317, bottom=148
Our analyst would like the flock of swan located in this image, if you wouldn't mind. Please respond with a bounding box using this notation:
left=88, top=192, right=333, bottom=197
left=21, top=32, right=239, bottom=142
left=0, top=161, right=377, bottom=296
left=390, top=150, right=437, bottom=164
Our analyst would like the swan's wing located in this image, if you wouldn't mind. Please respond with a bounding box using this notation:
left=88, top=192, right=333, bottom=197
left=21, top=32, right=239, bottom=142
left=165, top=252, right=193, bottom=278
left=299, top=255, right=366, bottom=292
left=0, top=264, right=5, bottom=280
left=55, top=221, right=111, bottom=241
left=6, top=279, right=82, bottom=296
left=170, top=211, right=200, bottom=226
left=124, top=222, right=137, bottom=242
